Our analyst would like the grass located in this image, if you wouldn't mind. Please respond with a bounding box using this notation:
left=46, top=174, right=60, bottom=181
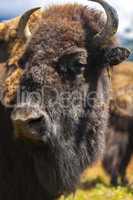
left=59, top=161, right=133, bottom=200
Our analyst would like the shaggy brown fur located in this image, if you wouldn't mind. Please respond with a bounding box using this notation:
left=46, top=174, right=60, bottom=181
left=0, top=10, right=42, bottom=104
left=0, top=3, right=130, bottom=200
left=0, top=5, right=109, bottom=105
left=0, top=9, right=42, bottom=72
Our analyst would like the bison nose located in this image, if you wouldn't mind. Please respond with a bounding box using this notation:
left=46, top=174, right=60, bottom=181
left=11, top=106, right=45, bottom=140
left=11, top=105, right=52, bottom=141
left=11, top=106, right=43, bottom=124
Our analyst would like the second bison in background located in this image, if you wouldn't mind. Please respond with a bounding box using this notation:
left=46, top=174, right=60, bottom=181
left=103, top=62, right=133, bottom=186
left=0, top=0, right=130, bottom=199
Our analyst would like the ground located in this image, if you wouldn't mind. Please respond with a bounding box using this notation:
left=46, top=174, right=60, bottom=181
left=60, top=159, right=133, bottom=200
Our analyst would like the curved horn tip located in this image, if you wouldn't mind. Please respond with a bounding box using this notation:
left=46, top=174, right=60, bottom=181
left=88, top=0, right=119, bottom=47
left=17, top=7, right=41, bottom=40
left=40, top=7, right=45, bottom=13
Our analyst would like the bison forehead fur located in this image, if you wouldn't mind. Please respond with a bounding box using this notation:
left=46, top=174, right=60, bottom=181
left=0, top=3, right=130, bottom=200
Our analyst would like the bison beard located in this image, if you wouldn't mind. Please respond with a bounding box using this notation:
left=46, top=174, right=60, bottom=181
left=0, top=92, right=107, bottom=199
left=33, top=89, right=108, bottom=196
left=0, top=0, right=130, bottom=199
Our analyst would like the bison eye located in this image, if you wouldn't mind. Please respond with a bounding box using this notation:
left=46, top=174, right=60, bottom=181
left=58, top=56, right=85, bottom=74
left=57, top=47, right=88, bottom=75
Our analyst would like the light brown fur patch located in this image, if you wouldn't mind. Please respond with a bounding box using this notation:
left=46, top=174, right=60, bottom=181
left=4, top=68, right=23, bottom=104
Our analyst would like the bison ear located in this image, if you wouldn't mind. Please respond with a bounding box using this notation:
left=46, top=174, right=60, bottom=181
left=103, top=47, right=131, bottom=66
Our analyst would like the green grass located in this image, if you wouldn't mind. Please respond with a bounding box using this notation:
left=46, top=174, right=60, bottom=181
left=60, top=185, right=133, bottom=200
left=59, top=161, right=133, bottom=200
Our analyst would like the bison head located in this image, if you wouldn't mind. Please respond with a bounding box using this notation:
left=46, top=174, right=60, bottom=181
left=1, top=0, right=130, bottom=197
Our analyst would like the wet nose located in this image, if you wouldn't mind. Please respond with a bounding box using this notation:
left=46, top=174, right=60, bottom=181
left=11, top=105, right=45, bottom=140
left=11, top=105, right=52, bottom=141
left=11, top=105, right=43, bottom=125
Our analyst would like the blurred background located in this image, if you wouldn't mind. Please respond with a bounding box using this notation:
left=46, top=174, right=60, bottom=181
left=0, top=0, right=133, bottom=60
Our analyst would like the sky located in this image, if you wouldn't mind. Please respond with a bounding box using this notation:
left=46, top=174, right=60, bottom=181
left=0, top=0, right=133, bottom=38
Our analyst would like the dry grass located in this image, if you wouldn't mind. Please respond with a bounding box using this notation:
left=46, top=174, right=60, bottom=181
left=111, top=61, right=133, bottom=117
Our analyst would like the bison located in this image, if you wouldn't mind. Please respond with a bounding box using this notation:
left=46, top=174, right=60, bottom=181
left=0, top=0, right=130, bottom=199
left=102, top=62, right=133, bottom=186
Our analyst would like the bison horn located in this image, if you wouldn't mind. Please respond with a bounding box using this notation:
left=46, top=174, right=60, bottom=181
left=17, top=7, right=41, bottom=40
left=89, top=0, right=119, bottom=47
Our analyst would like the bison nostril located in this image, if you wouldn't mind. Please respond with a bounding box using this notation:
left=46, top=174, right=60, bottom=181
left=28, top=116, right=44, bottom=125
